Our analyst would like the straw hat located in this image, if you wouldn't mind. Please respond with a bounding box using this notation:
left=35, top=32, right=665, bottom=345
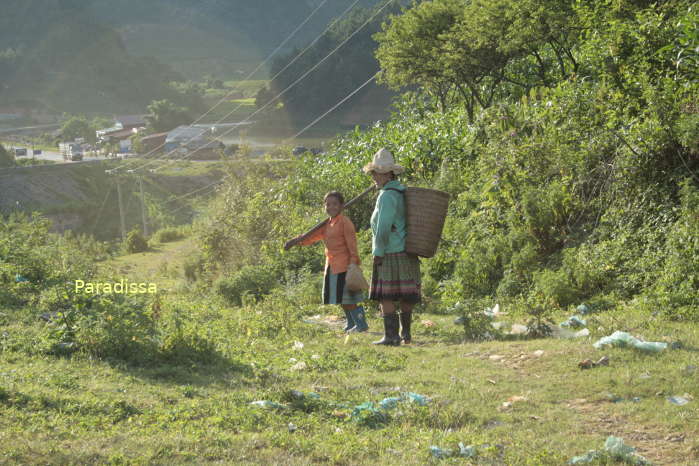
left=362, top=148, right=405, bottom=175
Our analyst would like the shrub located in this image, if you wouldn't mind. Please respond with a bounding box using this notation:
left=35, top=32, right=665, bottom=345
left=152, top=227, right=186, bottom=244
left=215, top=265, right=280, bottom=306
left=124, top=229, right=148, bottom=253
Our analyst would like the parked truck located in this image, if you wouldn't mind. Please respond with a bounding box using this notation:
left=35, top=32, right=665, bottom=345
left=59, top=142, right=83, bottom=161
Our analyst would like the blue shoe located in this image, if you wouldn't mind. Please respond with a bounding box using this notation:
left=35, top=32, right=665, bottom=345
left=348, top=306, right=369, bottom=333
left=343, top=309, right=355, bottom=332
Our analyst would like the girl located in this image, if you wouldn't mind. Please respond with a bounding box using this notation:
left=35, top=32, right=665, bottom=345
left=284, top=191, right=368, bottom=332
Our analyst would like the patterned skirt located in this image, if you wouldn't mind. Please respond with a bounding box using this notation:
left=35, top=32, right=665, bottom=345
left=323, top=267, right=365, bottom=305
left=369, top=252, right=421, bottom=303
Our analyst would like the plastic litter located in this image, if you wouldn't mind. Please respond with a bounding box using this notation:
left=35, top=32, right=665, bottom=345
left=593, top=331, right=667, bottom=353
left=379, top=397, right=401, bottom=410
left=484, top=303, right=501, bottom=318
left=561, top=315, right=587, bottom=328
left=453, top=316, right=467, bottom=325
left=311, top=354, right=321, bottom=360
left=290, top=361, right=308, bottom=371
left=533, top=350, right=545, bottom=357
left=293, top=341, right=304, bottom=350
left=576, top=303, right=591, bottom=315
left=14, top=274, right=28, bottom=283
left=288, top=422, right=297, bottom=432
left=510, top=324, right=528, bottom=335
left=667, top=396, right=690, bottom=406
left=402, top=392, right=430, bottom=406
left=250, top=400, right=284, bottom=409
left=569, top=436, right=651, bottom=465
left=290, top=390, right=321, bottom=400
left=429, top=443, right=477, bottom=459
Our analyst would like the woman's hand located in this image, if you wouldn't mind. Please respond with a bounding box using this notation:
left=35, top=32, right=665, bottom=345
left=373, top=256, right=383, bottom=266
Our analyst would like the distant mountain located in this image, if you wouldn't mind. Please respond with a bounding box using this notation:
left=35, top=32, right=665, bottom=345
left=87, top=0, right=383, bottom=79
left=0, top=0, right=385, bottom=114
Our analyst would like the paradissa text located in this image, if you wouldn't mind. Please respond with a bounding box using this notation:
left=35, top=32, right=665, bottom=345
left=75, top=279, right=157, bottom=294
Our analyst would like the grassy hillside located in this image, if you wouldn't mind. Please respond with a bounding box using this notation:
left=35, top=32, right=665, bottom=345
left=1, top=229, right=697, bottom=464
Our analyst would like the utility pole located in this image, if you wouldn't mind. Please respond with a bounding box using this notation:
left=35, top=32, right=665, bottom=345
left=116, top=177, right=126, bottom=242
left=138, top=176, right=148, bottom=237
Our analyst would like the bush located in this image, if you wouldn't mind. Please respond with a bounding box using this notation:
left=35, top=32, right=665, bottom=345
left=215, top=265, right=280, bottom=306
left=152, top=227, right=186, bottom=244
left=124, top=229, right=148, bottom=253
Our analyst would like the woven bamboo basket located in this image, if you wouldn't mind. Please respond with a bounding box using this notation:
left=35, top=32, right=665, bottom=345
left=404, top=187, right=450, bottom=258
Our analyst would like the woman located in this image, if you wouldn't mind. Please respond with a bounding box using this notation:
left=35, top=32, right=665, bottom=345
left=363, top=148, right=421, bottom=346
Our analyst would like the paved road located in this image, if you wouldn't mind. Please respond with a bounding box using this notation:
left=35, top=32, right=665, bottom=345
left=12, top=149, right=102, bottom=164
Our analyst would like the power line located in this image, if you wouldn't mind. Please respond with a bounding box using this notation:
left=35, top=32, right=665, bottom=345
left=125, top=0, right=369, bottom=175
left=147, top=69, right=385, bottom=220
left=140, top=0, right=395, bottom=173
left=116, top=0, right=332, bottom=173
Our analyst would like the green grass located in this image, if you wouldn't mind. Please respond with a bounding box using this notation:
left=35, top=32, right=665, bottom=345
left=2, top=245, right=698, bottom=464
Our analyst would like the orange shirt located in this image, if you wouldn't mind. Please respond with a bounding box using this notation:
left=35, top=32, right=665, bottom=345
left=299, top=214, right=360, bottom=274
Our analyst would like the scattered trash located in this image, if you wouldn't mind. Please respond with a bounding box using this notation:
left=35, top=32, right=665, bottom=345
left=487, top=379, right=497, bottom=385
left=290, top=390, right=321, bottom=400
left=484, top=304, right=502, bottom=318
left=293, top=341, right=304, bottom=350
left=491, top=321, right=508, bottom=330
left=576, top=303, right=591, bottom=315
left=403, top=392, right=430, bottom=406
left=350, top=402, right=388, bottom=427
left=604, top=393, right=624, bottom=403
left=290, top=361, right=308, bottom=371
left=593, top=331, right=668, bottom=353
left=575, top=328, right=590, bottom=337
left=453, top=316, right=466, bottom=325
left=578, top=359, right=594, bottom=370
left=489, top=354, right=505, bottom=361
left=670, top=341, right=683, bottom=350
left=288, top=357, right=297, bottom=363
left=579, top=356, right=610, bottom=370
left=561, top=315, right=587, bottom=328
left=422, top=319, right=435, bottom=327
left=667, top=396, right=691, bottom=406
left=533, top=350, right=545, bottom=357
left=632, top=397, right=641, bottom=403
left=430, top=443, right=478, bottom=459
left=510, top=324, right=528, bottom=335
left=569, top=436, right=651, bottom=464
left=499, top=395, right=527, bottom=411
left=311, top=354, right=320, bottom=360
left=379, top=397, right=401, bottom=410
left=250, top=400, right=284, bottom=409
left=14, top=274, right=28, bottom=283
left=288, top=422, right=297, bottom=432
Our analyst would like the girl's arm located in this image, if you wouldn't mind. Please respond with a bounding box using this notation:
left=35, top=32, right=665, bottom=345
left=285, top=224, right=325, bottom=250
left=342, top=217, right=360, bottom=265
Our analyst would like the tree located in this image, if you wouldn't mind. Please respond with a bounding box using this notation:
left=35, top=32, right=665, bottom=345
left=0, top=143, right=14, bottom=167
left=145, top=99, right=191, bottom=133
left=374, top=0, right=579, bottom=119
left=60, top=116, right=96, bottom=143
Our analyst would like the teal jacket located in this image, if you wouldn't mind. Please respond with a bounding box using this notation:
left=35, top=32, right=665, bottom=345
left=370, top=180, right=407, bottom=257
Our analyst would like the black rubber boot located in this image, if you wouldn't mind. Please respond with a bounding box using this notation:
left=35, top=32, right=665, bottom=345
left=399, top=311, right=412, bottom=344
left=372, top=314, right=400, bottom=346
left=343, top=309, right=355, bottom=332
